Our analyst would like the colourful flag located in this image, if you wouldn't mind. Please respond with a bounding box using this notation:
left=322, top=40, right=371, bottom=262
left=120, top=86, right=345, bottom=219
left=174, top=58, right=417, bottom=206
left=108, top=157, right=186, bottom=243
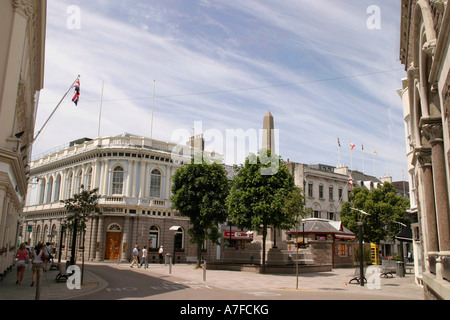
left=373, top=147, right=378, bottom=155
left=337, top=137, right=341, bottom=147
left=350, top=142, right=355, bottom=150
left=72, top=80, right=80, bottom=106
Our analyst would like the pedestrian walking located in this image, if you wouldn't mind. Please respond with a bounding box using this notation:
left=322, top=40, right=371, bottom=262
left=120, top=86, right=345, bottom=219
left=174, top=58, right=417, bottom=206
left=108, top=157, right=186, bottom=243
left=158, top=246, right=164, bottom=264
left=140, top=245, right=148, bottom=269
left=130, top=245, right=140, bottom=268
left=30, top=243, right=45, bottom=287
left=45, top=242, right=54, bottom=264
left=15, top=243, right=29, bottom=285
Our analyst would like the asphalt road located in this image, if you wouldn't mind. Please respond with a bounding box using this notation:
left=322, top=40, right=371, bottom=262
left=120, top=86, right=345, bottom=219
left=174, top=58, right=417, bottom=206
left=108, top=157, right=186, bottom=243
left=68, top=263, right=408, bottom=301
left=69, top=264, right=255, bottom=300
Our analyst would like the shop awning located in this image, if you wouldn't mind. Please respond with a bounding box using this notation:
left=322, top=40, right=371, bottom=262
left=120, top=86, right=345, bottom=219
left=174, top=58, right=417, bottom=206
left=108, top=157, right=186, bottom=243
left=335, top=234, right=356, bottom=240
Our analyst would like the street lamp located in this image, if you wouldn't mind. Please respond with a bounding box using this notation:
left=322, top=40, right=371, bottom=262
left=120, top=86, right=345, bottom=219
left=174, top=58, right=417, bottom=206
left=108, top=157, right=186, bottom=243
left=393, top=221, right=407, bottom=276
left=351, top=208, right=370, bottom=287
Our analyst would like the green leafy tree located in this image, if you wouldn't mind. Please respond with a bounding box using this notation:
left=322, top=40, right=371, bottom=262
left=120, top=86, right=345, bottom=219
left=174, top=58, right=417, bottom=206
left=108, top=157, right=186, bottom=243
left=61, top=185, right=101, bottom=282
left=282, top=186, right=308, bottom=227
left=340, top=182, right=409, bottom=244
left=171, top=156, right=230, bottom=268
left=227, top=151, right=296, bottom=271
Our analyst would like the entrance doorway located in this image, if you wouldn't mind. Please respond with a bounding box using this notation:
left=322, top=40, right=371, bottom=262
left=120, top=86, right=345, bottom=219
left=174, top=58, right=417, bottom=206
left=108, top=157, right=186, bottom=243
left=105, top=223, right=122, bottom=260
left=105, top=231, right=122, bottom=260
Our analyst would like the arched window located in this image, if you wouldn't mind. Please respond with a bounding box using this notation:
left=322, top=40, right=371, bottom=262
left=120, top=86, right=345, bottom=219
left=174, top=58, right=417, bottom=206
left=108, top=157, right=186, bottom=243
left=43, top=225, right=49, bottom=243
left=46, top=177, right=53, bottom=203
left=66, top=172, right=73, bottom=199
left=54, top=174, right=61, bottom=202
left=85, top=167, right=93, bottom=190
left=35, top=225, right=41, bottom=245
left=174, top=227, right=184, bottom=250
left=112, top=166, right=124, bottom=195
left=107, top=223, right=122, bottom=232
left=149, top=225, right=160, bottom=249
left=51, top=224, right=57, bottom=240
left=76, top=170, right=83, bottom=191
left=150, top=169, right=162, bottom=198
left=39, top=178, right=46, bottom=204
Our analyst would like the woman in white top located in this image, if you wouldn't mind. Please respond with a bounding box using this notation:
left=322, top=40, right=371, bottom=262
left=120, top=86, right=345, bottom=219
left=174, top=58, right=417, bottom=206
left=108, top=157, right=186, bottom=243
left=30, top=243, right=45, bottom=287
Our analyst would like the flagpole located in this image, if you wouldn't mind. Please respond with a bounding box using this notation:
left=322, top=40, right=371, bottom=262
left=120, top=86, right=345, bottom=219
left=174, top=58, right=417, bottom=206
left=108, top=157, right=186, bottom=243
left=373, top=147, right=377, bottom=176
left=337, top=137, right=341, bottom=167
left=338, top=145, right=340, bottom=166
left=98, top=80, right=104, bottom=137
left=350, top=141, right=353, bottom=171
left=150, top=80, right=155, bottom=139
left=33, top=75, right=80, bottom=143
left=362, top=144, right=365, bottom=173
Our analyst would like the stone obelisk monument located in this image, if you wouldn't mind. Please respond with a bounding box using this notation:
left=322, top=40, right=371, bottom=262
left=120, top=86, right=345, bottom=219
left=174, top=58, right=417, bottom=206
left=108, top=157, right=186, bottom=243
left=262, top=111, right=275, bottom=152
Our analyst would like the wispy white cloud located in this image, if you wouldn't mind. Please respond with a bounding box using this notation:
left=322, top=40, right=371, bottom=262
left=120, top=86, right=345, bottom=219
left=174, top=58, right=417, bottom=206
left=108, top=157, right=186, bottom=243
left=34, top=0, right=407, bottom=180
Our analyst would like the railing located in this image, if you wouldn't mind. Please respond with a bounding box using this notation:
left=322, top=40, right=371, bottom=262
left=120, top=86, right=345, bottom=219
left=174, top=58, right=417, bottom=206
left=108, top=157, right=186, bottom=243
left=428, top=252, right=450, bottom=283
left=30, top=135, right=182, bottom=166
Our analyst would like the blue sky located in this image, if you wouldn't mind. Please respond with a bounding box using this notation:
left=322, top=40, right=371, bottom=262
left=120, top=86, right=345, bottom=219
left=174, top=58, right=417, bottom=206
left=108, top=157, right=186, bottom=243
left=34, top=0, right=408, bottom=181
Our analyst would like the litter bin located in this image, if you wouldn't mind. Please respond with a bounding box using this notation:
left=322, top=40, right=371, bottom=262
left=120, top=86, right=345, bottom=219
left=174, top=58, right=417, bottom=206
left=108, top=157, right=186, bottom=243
left=396, top=261, right=405, bottom=277
left=165, top=253, right=172, bottom=265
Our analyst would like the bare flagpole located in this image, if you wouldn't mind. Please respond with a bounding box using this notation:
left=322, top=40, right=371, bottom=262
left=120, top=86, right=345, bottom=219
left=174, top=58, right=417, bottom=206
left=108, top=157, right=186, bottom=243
left=33, top=75, right=80, bottom=143
left=150, top=80, right=155, bottom=139
left=98, top=80, right=104, bottom=137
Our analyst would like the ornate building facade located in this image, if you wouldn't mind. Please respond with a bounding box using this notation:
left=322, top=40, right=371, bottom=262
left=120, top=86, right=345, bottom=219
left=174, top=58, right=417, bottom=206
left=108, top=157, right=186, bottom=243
left=0, top=0, right=46, bottom=277
left=399, top=0, right=450, bottom=299
left=22, top=134, right=221, bottom=263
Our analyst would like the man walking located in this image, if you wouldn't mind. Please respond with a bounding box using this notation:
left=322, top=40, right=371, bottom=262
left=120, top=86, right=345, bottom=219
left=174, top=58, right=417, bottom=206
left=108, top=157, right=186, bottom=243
left=140, top=245, right=148, bottom=269
left=159, top=246, right=164, bottom=264
left=130, top=245, right=140, bottom=268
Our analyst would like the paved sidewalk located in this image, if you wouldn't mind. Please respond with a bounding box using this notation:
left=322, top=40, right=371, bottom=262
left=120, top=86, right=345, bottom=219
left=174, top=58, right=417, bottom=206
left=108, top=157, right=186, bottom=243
left=0, top=262, right=108, bottom=300
left=0, top=261, right=425, bottom=300
left=119, top=262, right=425, bottom=300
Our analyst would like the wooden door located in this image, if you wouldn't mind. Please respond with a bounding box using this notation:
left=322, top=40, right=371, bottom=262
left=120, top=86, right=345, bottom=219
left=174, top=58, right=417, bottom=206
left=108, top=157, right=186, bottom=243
left=105, top=232, right=122, bottom=260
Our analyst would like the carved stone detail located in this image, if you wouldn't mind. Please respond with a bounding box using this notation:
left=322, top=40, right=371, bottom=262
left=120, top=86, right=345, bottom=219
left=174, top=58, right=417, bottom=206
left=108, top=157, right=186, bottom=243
left=422, top=39, right=437, bottom=57
left=416, top=149, right=432, bottom=167
left=12, top=0, right=35, bottom=20
left=421, top=122, right=443, bottom=144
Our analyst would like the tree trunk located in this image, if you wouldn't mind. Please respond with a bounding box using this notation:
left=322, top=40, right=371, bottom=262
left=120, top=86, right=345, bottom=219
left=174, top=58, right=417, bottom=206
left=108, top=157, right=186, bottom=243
left=196, top=242, right=202, bottom=269
left=262, top=226, right=267, bottom=273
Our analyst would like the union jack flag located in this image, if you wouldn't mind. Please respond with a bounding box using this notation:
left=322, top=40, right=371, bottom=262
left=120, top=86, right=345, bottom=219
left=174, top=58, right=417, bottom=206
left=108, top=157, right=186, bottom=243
left=72, top=80, right=80, bottom=106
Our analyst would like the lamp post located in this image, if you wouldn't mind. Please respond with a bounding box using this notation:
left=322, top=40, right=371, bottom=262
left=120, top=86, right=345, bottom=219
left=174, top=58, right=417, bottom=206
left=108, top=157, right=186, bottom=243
left=351, top=208, right=370, bottom=287
left=227, top=221, right=233, bottom=247
left=393, top=221, right=407, bottom=276
left=70, top=216, right=78, bottom=266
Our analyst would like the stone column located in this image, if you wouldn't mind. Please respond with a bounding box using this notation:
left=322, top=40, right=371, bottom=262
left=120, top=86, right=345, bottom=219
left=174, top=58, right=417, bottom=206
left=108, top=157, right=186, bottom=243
left=89, top=216, right=99, bottom=261
left=416, top=149, right=439, bottom=253
left=422, top=122, right=450, bottom=251
left=132, top=160, right=138, bottom=197
left=139, top=161, right=146, bottom=198
left=95, top=216, right=105, bottom=261
left=121, top=216, right=130, bottom=262
left=126, top=160, right=133, bottom=197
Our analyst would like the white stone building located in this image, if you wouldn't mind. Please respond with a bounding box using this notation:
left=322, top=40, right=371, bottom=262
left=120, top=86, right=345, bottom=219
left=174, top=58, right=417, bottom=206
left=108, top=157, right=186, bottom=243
left=398, top=0, right=450, bottom=300
left=22, top=134, right=221, bottom=263
left=0, top=0, right=46, bottom=277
